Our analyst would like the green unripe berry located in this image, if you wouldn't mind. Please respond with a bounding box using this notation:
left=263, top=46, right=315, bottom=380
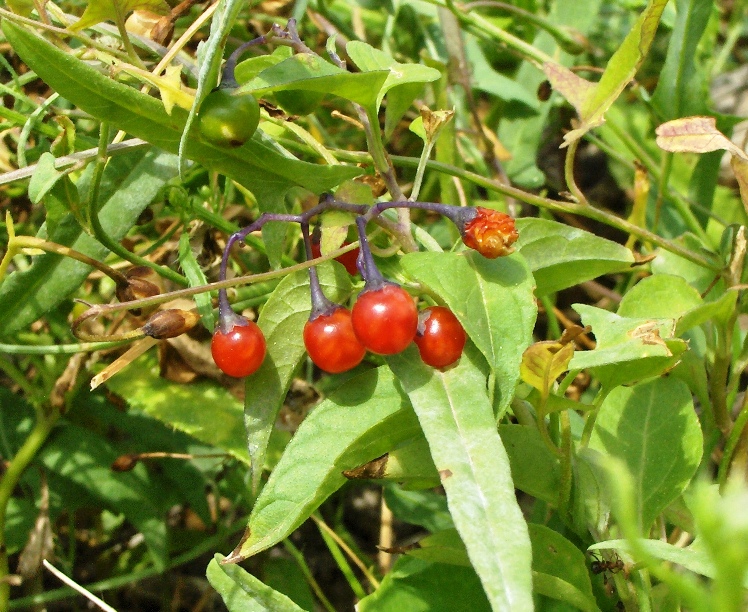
left=197, top=88, right=260, bottom=148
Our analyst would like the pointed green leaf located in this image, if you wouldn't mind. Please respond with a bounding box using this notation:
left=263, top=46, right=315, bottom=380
left=345, top=41, right=440, bottom=111
left=561, top=0, right=669, bottom=144
left=388, top=346, right=534, bottom=611
left=499, top=424, right=561, bottom=505
left=407, top=529, right=471, bottom=567
left=207, top=554, right=305, bottom=612
left=401, top=251, right=536, bottom=414
left=650, top=0, right=712, bottom=120
left=589, top=377, right=703, bottom=531
left=239, top=53, right=390, bottom=107
left=230, top=366, right=420, bottom=560
left=2, top=21, right=360, bottom=196
left=178, top=232, right=215, bottom=333
left=515, top=218, right=635, bottom=295
left=244, top=263, right=353, bottom=492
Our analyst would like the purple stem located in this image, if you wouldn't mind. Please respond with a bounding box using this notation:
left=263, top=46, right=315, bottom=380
left=355, top=216, right=387, bottom=290
left=220, top=36, right=269, bottom=89
left=301, top=222, right=338, bottom=320
left=217, top=196, right=477, bottom=325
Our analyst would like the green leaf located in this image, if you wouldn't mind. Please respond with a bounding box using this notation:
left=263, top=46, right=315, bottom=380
left=28, top=152, right=63, bottom=204
left=178, top=232, right=215, bottom=333
left=546, top=0, right=669, bottom=145
left=617, top=273, right=738, bottom=335
left=345, top=40, right=440, bottom=112
left=229, top=366, right=420, bottom=560
left=589, top=377, right=703, bottom=531
left=0, top=149, right=178, bottom=336
left=239, top=53, right=390, bottom=108
left=207, top=554, right=306, bottom=612
left=570, top=305, right=688, bottom=390
left=37, top=421, right=169, bottom=569
left=104, top=353, right=249, bottom=462
left=499, top=424, right=561, bottom=506
left=498, top=0, right=604, bottom=187
left=69, top=0, right=170, bottom=31
left=383, top=487, right=454, bottom=534
left=515, top=218, right=635, bottom=295
left=244, top=263, right=353, bottom=491
left=2, top=21, right=360, bottom=196
left=650, top=0, right=712, bottom=120
left=401, top=251, right=536, bottom=415
left=617, top=274, right=703, bottom=319
left=387, top=346, right=534, bottom=612
left=528, top=524, right=598, bottom=612
left=358, top=556, right=491, bottom=612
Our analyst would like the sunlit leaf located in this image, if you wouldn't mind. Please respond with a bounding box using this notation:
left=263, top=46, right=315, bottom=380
left=589, top=377, right=702, bottom=531
left=401, top=251, right=536, bottom=414
left=207, top=554, right=305, bottom=612
left=229, top=366, right=420, bottom=561
left=69, top=0, right=170, bottom=31
left=520, top=341, right=575, bottom=396
left=244, top=263, right=353, bottom=492
left=655, top=116, right=748, bottom=157
left=388, top=346, right=534, bottom=611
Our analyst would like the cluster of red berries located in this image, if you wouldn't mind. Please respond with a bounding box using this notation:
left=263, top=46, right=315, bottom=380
left=210, top=204, right=518, bottom=378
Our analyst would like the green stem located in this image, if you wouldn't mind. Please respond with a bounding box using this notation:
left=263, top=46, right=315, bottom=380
left=580, top=387, right=609, bottom=447
left=0, top=341, right=132, bottom=355
left=0, top=405, right=60, bottom=610
left=87, top=124, right=187, bottom=286
left=564, top=139, right=587, bottom=204
left=424, top=0, right=553, bottom=66
left=114, top=14, right=147, bottom=70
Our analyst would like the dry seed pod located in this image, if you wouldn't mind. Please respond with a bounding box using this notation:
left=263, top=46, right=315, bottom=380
left=116, top=266, right=162, bottom=315
left=111, top=454, right=139, bottom=472
left=143, top=309, right=200, bottom=340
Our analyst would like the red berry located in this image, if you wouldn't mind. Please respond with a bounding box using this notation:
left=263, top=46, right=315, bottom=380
left=211, top=320, right=266, bottom=378
left=303, top=307, right=366, bottom=373
left=311, top=240, right=360, bottom=275
left=414, top=306, right=466, bottom=369
left=351, top=284, right=418, bottom=355
left=462, top=207, right=519, bottom=258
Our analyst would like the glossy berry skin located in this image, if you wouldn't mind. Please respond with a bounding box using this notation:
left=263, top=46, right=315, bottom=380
left=311, top=240, right=360, bottom=275
left=211, top=320, right=266, bottom=378
left=351, top=284, right=418, bottom=355
left=414, top=306, right=467, bottom=369
left=198, top=89, right=260, bottom=148
left=304, top=308, right=366, bottom=373
left=462, top=207, right=519, bottom=258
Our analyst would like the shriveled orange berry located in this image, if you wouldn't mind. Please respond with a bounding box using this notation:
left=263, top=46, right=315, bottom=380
left=461, top=207, right=519, bottom=258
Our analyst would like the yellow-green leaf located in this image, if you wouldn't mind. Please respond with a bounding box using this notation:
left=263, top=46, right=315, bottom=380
left=520, top=341, right=575, bottom=396
left=70, top=0, right=170, bottom=32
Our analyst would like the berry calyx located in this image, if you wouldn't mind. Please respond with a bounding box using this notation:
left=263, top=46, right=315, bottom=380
left=414, top=306, right=467, bottom=369
left=211, top=317, right=266, bottom=378
left=351, top=284, right=418, bottom=355
left=304, top=307, right=366, bottom=373
left=461, top=207, right=519, bottom=258
left=198, top=88, right=260, bottom=148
